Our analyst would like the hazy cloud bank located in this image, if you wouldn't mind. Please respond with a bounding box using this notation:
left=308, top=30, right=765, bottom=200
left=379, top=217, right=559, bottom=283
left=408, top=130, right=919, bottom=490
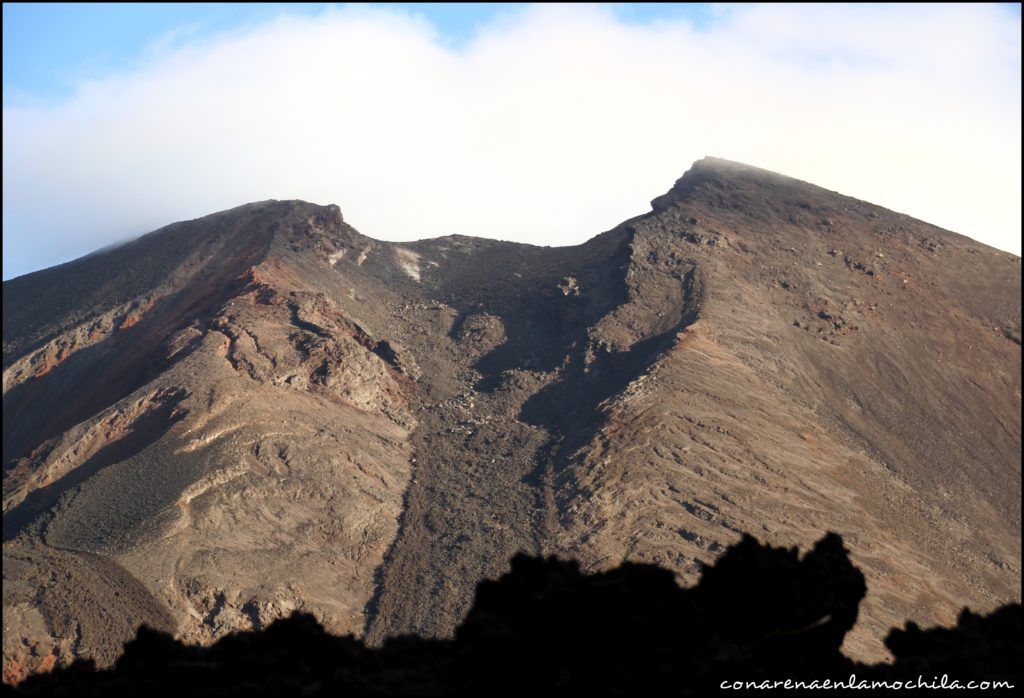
left=3, top=3, right=1020, bottom=279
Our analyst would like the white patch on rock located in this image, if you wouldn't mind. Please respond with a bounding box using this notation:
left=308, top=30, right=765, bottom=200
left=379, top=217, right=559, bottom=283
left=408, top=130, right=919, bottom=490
left=328, top=249, right=346, bottom=266
left=395, top=247, right=421, bottom=282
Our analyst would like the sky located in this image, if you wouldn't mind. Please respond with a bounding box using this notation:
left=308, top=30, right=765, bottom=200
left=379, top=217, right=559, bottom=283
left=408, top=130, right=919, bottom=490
left=2, top=3, right=1021, bottom=280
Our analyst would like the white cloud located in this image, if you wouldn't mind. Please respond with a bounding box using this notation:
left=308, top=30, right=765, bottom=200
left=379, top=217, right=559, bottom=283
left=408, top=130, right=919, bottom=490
left=3, top=3, right=1020, bottom=279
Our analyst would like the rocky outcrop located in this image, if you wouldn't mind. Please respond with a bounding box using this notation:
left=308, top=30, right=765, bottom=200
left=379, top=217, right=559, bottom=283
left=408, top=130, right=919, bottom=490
left=6, top=533, right=1021, bottom=695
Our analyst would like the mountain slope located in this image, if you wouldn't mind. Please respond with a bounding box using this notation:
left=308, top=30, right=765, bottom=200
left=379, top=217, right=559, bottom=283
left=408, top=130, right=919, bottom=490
left=3, top=158, right=1020, bottom=681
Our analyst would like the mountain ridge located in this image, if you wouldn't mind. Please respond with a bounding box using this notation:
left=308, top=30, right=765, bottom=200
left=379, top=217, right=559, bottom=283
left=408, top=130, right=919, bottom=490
left=3, top=158, right=1020, bottom=682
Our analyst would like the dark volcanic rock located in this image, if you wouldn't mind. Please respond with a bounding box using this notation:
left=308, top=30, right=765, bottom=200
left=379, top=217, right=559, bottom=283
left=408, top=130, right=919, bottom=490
left=5, top=534, right=1020, bottom=696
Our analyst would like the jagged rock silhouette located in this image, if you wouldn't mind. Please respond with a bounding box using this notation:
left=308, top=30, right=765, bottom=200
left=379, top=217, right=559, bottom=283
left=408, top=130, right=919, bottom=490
left=5, top=533, right=1020, bottom=696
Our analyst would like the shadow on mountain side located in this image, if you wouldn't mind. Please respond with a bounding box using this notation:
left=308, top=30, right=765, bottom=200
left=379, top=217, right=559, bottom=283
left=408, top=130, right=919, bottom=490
left=6, top=533, right=1020, bottom=696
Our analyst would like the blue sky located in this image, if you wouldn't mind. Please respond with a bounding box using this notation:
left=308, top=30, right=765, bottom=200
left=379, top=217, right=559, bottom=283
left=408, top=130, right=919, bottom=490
left=3, top=3, right=1021, bottom=279
left=3, top=3, right=719, bottom=106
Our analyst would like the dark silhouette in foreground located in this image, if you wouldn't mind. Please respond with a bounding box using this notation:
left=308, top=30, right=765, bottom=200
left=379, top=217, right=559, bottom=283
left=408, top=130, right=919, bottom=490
left=6, top=533, right=1020, bottom=695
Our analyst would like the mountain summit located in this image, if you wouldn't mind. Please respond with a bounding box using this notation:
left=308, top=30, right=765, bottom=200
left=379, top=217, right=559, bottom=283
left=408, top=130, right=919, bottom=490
left=3, top=158, right=1020, bottom=682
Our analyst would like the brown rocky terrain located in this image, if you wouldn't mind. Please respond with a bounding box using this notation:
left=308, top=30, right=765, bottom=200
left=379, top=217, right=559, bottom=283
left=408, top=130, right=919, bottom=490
left=3, top=158, right=1020, bottom=682
left=7, top=533, right=1021, bottom=696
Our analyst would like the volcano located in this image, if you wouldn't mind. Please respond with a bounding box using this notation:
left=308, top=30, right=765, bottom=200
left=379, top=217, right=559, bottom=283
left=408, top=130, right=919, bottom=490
left=3, top=158, right=1020, bottom=682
